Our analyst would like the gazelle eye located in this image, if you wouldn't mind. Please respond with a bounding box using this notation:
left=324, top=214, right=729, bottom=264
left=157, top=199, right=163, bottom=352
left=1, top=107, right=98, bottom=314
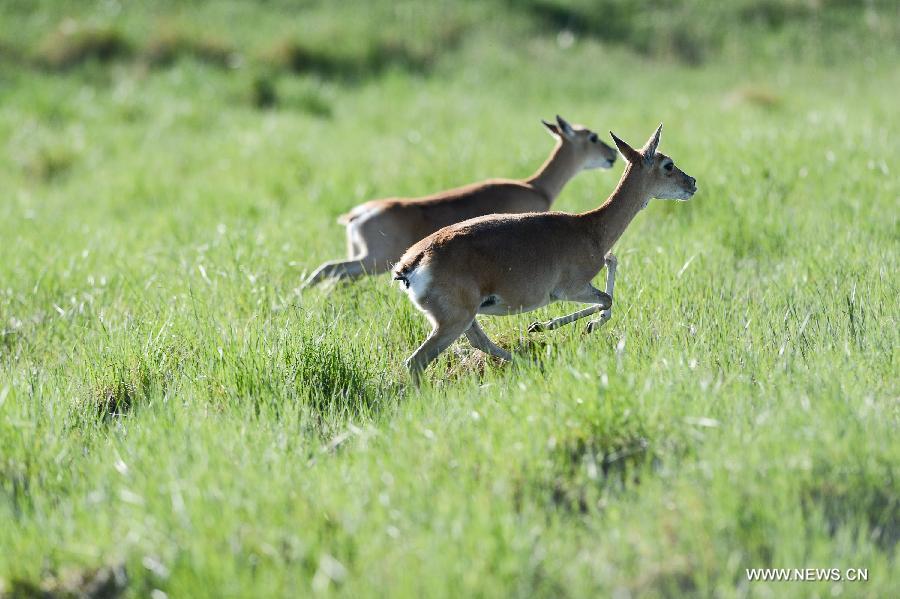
left=589, top=133, right=598, bottom=143
left=663, top=162, right=674, bottom=171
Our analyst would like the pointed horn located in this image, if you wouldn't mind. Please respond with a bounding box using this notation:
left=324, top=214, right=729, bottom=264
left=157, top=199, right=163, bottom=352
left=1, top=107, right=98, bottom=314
left=610, top=131, right=641, bottom=164
left=542, top=118, right=560, bottom=136
left=555, top=115, right=575, bottom=137
left=642, top=123, right=663, bottom=165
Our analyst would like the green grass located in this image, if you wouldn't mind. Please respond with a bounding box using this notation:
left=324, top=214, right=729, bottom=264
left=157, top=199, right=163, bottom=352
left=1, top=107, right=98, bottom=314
left=1, top=1, right=898, bottom=597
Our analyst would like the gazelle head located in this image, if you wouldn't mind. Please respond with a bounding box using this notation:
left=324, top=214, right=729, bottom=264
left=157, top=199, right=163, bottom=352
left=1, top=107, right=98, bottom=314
left=610, top=124, right=697, bottom=201
left=542, top=115, right=617, bottom=170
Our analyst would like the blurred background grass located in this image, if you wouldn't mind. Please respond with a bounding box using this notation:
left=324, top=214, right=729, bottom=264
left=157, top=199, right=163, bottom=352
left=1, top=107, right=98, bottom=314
left=0, top=1, right=898, bottom=597
left=2, top=1, right=897, bottom=78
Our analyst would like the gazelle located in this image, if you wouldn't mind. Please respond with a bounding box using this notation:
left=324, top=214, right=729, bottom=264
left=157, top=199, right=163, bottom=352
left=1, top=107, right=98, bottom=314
left=393, top=124, right=696, bottom=382
left=301, top=116, right=617, bottom=288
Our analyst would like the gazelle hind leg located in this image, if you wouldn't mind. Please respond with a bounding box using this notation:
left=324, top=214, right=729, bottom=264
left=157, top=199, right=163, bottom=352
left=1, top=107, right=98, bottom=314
left=586, top=253, right=617, bottom=333
left=465, top=319, right=512, bottom=361
left=405, top=317, right=474, bottom=384
left=301, top=255, right=383, bottom=289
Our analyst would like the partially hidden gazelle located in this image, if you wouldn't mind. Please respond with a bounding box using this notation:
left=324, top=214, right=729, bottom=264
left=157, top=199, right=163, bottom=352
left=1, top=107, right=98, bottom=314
left=301, top=116, right=617, bottom=288
left=393, top=124, right=697, bottom=383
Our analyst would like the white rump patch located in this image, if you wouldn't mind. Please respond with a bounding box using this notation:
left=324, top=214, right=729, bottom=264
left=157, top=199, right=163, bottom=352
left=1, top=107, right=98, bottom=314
left=402, top=263, right=432, bottom=309
left=354, top=204, right=386, bottom=224
left=345, top=205, right=386, bottom=255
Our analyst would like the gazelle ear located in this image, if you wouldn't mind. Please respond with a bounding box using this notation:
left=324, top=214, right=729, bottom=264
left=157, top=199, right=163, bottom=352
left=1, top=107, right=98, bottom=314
left=555, top=115, right=576, bottom=139
left=610, top=131, right=641, bottom=164
left=642, top=123, right=663, bottom=166
left=542, top=119, right=561, bottom=137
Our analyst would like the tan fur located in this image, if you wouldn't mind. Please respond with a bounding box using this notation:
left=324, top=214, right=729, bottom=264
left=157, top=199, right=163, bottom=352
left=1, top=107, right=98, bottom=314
left=301, top=116, right=617, bottom=288
left=395, top=124, right=698, bottom=383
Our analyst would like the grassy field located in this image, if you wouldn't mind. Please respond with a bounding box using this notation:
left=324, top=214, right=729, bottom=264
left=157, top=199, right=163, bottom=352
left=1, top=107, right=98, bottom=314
left=1, top=1, right=898, bottom=597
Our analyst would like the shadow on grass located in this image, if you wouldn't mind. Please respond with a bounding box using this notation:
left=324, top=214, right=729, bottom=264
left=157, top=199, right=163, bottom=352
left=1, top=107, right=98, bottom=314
left=513, top=430, right=655, bottom=516
left=548, top=433, right=652, bottom=513
left=802, top=461, right=899, bottom=550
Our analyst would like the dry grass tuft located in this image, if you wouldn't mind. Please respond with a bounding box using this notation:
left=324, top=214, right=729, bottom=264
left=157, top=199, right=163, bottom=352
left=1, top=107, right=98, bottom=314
left=34, top=20, right=131, bottom=70
left=261, top=39, right=347, bottom=76
left=142, top=23, right=237, bottom=68
left=262, top=23, right=464, bottom=80
left=22, top=145, right=77, bottom=182
left=545, top=434, right=651, bottom=514
left=90, top=360, right=156, bottom=419
left=8, top=563, right=128, bottom=599
left=94, top=384, right=135, bottom=418
left=442, top=347, right=505, bottom=380
left=725, top=85, right=782, bottom=108
left=438, top=331, right=550, bottom=381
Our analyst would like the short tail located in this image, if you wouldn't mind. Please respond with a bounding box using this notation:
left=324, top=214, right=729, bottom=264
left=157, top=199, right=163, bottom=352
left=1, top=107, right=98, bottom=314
left=336, top=203, right=371, bottom=225
left=393, top=273, right=410, bottom=288
left=392, top=251, right=425, bottom=289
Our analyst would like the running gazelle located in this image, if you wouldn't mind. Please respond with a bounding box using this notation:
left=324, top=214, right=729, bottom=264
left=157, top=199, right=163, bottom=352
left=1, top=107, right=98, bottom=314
left=393, top=124, right=697, bottom=383
left=302, top=116, right=617, bottom=288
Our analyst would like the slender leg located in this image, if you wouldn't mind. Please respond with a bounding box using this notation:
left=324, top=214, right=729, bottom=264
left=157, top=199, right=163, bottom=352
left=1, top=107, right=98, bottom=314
left=301, top=256, right=383, bottom=289
left=405, top=319, right=474, bottom=385
left=586, top=253, right=617, bottom=333
left=527, top=302, right=607, bottom=332
left=465, top=319, right=512, bottom=361
left=527, top=253, right=617, bottom=333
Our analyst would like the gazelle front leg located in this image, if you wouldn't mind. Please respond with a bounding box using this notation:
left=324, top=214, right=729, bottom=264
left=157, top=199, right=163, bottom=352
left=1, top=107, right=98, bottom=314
left=586, top=253, right=617, bottom=333
left=527, top=253, right=617, bottom=333
left=301, top=255, right=383, bottom=289
left=528, top=254, right=618, bottom=333
left=526, top=300, right=606, bottom=333
left=526, top=285, right=610, bottom=332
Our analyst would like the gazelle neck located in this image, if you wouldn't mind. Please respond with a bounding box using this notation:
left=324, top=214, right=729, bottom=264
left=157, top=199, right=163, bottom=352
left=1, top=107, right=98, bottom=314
left=526, top=141, right=581, bottom=204
left=582, top=163, right=652, bottom=249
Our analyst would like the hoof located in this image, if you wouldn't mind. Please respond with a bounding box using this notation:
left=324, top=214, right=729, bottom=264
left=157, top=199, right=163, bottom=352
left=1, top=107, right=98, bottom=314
left=527, top=321, right=545, bottom=333
left=585, top=314, right=610, bottom=334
